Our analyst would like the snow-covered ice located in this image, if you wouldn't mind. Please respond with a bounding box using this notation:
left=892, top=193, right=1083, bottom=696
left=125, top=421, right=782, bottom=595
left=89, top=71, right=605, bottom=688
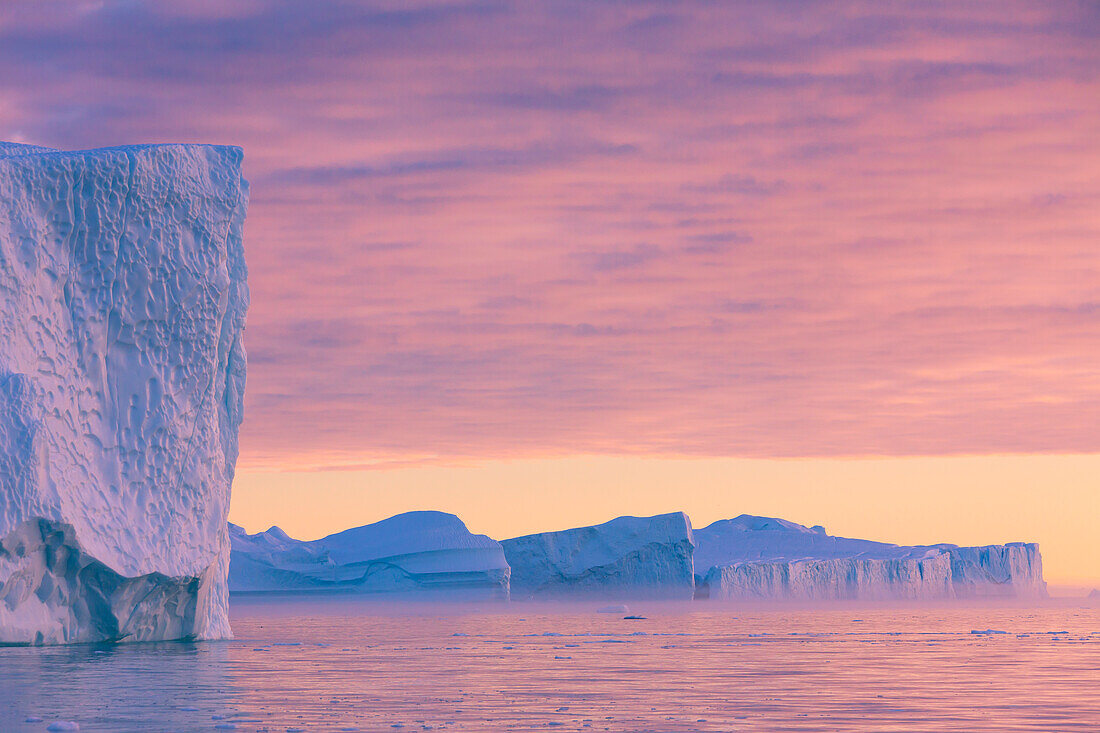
left=502, top=513, right=695, bottom=599
left=695, top=515, right=1046, bottom=601
left=229, top=511, right=510, bottom=598
left=0, top=142, right=249, bottom=644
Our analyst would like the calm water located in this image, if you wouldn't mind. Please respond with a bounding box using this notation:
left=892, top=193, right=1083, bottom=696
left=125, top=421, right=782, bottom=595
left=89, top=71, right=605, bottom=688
left=2, top=598, right=1098, bottom=732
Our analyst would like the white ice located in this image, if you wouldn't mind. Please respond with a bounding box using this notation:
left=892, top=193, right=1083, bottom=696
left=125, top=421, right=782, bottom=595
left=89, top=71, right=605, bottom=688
left=695, top=514, right=1046, bottom=601
left=501, top=513, right=695, bottom=599
left=229, top=511, right=510, bottom=598
left=0, top=142, right=249, bottom=644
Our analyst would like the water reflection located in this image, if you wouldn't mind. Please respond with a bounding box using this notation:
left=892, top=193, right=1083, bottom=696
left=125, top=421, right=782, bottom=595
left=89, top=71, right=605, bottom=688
left=1, top=639, right=243, bottom=731
left=1, top=599, right=1099, bottom=732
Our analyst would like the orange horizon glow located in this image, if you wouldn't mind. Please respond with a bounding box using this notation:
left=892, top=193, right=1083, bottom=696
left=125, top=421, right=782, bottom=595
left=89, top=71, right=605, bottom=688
left=231, top=453, right=1100, bottom=586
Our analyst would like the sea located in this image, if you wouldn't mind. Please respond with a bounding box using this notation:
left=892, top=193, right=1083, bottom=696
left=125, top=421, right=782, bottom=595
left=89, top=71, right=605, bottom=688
left=1, top=597, right=1098, bottom=732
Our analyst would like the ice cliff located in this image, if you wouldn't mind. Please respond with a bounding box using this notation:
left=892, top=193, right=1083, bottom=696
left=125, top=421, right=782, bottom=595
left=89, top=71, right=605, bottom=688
left=229, top=511, right=510, bottom=598
left=231, top=510, right=1045, bottom=603
left=696, top=515, right=1046, bottom=601
left=0, top=142, right=248, bottom=644
left=502, top=513, right=695, bottom=600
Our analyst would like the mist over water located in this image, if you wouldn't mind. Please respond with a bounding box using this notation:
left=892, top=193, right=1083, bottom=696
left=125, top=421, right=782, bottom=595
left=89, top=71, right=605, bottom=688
left=2, top=598, right=1098, bottom=732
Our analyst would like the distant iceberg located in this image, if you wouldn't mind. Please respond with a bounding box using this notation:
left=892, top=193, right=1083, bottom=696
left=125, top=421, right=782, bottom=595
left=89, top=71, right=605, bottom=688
left=229, top=511, right=510, bottom=598
left=695, top=515, right=1046, bottom=601
left=501, top=513, right=695, bottom=600
left=228, top=510, right=1046, bottom=604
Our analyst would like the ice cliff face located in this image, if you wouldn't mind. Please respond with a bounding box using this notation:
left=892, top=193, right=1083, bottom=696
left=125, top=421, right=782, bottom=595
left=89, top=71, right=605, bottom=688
left=703, top=553, right=954, bottom=601
left=232, top=510, right=1044, bottom=604
left=696, top=515, right=1046, bottom=601
left=0, top=143, right=248, bottom=644
left=229, top=511, right=510, bottom=598
left=502, top=513, right=695, bottom=600
left=947, top=543, right=1045, bottom=598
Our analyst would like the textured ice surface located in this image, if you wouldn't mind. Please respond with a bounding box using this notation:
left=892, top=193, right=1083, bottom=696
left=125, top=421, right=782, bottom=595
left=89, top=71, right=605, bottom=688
left=946, top=543, right=1046, bottom=598
left=0, top=142, right=249, bottom=643
left=502, top=513, right=695, bottom=600
left=696, top=515, right=1046, bottom=601
left=229, top=511, right=510, bottom=598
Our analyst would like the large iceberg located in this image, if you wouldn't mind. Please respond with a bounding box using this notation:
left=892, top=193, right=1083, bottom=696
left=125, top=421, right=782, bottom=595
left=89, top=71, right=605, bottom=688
left=696, top=515, right=1045, bottom=601
left=229, top=511, right=510, bottom=598
left=502, top=513, right=695, bottom=600
left=0, top=142, right=248, bottom=644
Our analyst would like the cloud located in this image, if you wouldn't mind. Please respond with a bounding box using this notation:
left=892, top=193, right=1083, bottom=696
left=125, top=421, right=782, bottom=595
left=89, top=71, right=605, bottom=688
left=3, top=1, right=1099, bottom=467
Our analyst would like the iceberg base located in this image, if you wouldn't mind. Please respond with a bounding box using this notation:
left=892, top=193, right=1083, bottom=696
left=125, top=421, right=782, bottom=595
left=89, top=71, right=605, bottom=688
left=0, top=519, right=229, bottom=645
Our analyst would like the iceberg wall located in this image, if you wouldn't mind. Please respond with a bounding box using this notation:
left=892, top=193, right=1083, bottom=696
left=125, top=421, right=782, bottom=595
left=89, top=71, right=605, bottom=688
left=703, top=553, right=954, bottom=601
left=947, top=543, right=1045, bottom=598
left=229, top=511, right=510, bottom=599
left=696, top=515, right=1047, bottom=601
left=501, top=513, right=695, bottom=600
left=0, top=142, right=248, bottom=644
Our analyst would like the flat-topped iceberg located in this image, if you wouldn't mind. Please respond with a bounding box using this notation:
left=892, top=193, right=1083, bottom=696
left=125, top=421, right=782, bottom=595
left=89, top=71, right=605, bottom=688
left=502, top=513, right=695, bottom=600
left=0, top=142, right=248, bottom=644
left=229, top=511, right=510, bottom=598
left=696, top=515, right=1045, bottom=601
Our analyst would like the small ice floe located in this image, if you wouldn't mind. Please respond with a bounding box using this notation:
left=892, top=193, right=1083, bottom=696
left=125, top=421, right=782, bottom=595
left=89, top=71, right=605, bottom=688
left=24, top=717, right=44, bottom=723
left=213, top=725, right=237, bottom=731
left=554, top=656, right=572, bottom=660
left=46, top=724, right=80, bottom=732
left=623, top=615, right=646, bottom=620
left=597, top=605, right=629, bottom=614
left=970, top=629, right=1008, bottom=635
left=180, top=707, right=199, bottom=712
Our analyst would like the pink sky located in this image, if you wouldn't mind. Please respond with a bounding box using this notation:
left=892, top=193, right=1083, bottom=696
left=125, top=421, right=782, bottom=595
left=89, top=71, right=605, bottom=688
left=3, top=2, right=1100, bottom=579
left=4, top=2, right=1098, bottom=467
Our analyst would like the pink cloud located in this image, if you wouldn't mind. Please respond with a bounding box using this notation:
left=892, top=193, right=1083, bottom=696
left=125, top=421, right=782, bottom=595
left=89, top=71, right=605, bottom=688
left=2, top=1, right=1098, bottom=468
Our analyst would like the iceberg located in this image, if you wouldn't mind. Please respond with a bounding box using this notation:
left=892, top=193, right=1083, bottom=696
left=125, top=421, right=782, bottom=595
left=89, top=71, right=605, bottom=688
left=0, top=142, right=248, bottom=644
left=945, top=543, right=1045, bottom=598
left=502, top=513, right=695, bottom=600
left=229, top=511, right=510, bottom=598
left=696, top=515, right=1046, bottom=601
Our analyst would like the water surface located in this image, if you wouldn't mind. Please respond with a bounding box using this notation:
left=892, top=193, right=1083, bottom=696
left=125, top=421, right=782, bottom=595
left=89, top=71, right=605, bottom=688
left=2, top=598, right=1098, bottom=732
